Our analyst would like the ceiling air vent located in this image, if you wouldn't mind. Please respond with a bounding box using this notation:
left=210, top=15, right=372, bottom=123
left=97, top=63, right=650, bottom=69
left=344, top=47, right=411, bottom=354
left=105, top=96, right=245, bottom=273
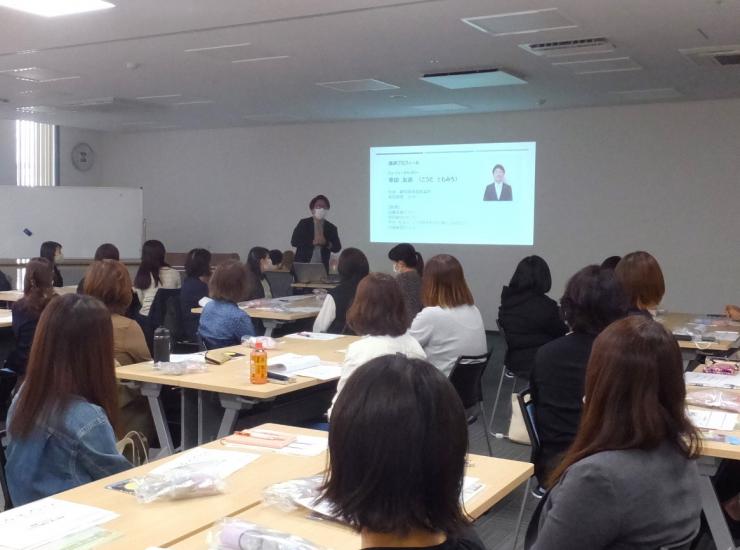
left=680, top=45, right=740, bottom=67
left=520, top=37, right=614, bottom=57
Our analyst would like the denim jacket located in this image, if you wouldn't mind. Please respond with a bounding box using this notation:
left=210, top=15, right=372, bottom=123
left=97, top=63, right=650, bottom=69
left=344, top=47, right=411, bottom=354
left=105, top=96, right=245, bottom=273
left=198, top=299, right=255, bottom=348
left=5, top=395, right=131, bottom=506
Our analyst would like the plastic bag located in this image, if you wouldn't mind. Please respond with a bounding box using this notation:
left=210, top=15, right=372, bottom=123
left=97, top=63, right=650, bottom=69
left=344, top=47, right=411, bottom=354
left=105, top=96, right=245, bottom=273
left=262, top=475, right=324, bottom=512
left=134, top=463, right=226, bottom=503
left=161, top=361, right=209, bottom=375
left=208, top=519, right=327, bottom=550
left=686, top=389, right=740, bottom=413
left=242, top=336, right=278, bottom=350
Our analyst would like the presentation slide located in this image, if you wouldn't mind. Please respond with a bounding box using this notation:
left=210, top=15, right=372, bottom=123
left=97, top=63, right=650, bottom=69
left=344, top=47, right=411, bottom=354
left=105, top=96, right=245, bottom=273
left=370, top=142, right=536, bottom=245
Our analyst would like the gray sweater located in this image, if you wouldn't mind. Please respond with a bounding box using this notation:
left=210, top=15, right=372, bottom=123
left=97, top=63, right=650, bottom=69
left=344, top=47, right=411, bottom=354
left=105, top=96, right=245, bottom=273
left=529, top=443, right=701, bottom=550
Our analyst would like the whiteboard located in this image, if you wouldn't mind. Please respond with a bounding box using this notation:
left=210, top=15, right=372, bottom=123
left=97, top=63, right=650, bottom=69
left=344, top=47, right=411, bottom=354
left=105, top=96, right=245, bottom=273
left=0, top=187, right=143, bottom=258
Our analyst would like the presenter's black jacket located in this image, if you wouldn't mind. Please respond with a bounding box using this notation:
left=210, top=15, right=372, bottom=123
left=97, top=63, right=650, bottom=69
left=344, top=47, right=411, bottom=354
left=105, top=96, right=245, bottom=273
left=498, top=286, right=567, bottom=378
left=483, top=182, right=513, bottom=201
left=291, top=217, right=341, bottom=270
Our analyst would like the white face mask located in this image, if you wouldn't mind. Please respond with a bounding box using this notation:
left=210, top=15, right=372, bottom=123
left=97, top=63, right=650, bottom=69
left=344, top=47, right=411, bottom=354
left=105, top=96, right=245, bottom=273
left=392, top=263, right=401, bottom=274
left=54, top=252, right=64, bottom=262
left=261, top=260, right=274, bottom=272
left=313, top=208, right=327, bottom=220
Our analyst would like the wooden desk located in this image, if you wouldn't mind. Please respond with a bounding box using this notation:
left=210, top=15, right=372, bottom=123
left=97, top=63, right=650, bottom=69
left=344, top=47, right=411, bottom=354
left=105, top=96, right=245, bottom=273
left=169, top=454, right=534, bottom=550
left=116, top=336, right=356, bottom=456
left=191, top=296, right=325, bottom=336
left=686, top=377, right=740, bottom=550
left=0, top=308, right=11, bottom=329
left=660, top=312, right=740, bottom=352
left=0, top=285, right=78, bottom=302
left=45, top=424, right=329, bottom=550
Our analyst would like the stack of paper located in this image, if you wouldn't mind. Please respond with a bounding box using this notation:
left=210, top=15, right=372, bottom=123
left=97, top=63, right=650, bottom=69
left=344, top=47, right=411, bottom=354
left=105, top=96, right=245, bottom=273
left=687, top=409, right=738, bottom=431
left=268, top=353, right=321, bottom=374
left=284, top=332, right=343, bottom=341
left=150, top=448, right=260, bottom=478
left=0, top=498, right=118, bottom=550
left=685, top=371, right=740, bottom=389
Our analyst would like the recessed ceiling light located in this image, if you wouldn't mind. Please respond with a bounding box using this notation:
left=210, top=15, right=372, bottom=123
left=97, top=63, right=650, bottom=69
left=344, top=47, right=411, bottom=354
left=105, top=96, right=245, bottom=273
left=412, top=103, right=469, bottom=112
left=232, top=55, right=291, bottom=64
left=0, top=0, right=115, bottom=17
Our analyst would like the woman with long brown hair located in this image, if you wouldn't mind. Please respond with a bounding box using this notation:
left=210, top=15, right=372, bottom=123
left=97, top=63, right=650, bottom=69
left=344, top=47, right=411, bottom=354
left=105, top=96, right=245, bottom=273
left=526, top=316, right=702, bottom=549
left=5, top=257, right=56, bottom=377
left=5, top=294, right=131, bottom=506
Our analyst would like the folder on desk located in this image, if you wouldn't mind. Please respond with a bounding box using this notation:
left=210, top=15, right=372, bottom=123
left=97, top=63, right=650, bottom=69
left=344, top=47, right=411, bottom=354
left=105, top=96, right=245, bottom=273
left=205, top=350, right=245, bottom=365
left=223, top=430, right=296, bottom=449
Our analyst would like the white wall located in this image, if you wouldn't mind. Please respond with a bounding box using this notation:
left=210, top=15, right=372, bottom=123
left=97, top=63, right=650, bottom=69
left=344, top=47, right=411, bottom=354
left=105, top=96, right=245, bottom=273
left=58, top=126, right=104, bottom=187
left=99, top=99, right=740, bottom=328
left=0, top=119, right=16, bottom=185
left=0, top=122, right=104, bottom=186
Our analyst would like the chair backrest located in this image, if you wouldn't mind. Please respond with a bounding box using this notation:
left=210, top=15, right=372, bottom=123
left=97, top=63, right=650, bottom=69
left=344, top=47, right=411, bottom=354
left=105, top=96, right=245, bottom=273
left=264, top=271, right=295, bottom=298
left=517, top=387, right=541, bottom=457
left=0, top=430, right=13, bottom=510
left=449, top=351, right=492, bottom=409
left=137, top=288, right=182, bottom=351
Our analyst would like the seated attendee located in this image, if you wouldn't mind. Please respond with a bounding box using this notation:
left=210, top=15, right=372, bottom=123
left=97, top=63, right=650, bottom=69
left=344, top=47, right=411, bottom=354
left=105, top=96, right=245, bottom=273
left=388, top=243, right=424, bottom=326
left=84, top=260, right=151, bottom=366
left=291, top=194, right=342, bottom=270
left=408, top=255, right=486, bottom=375
left=599, top=255, right=621, bottom=270
left=40, top=240, right=64, bottom=287
left=280, top=249, right=295, bottom=272
left=498, top=255, right=567, bottom=380
left=133, top=239, right=181, bottom=317
left=246, top=246, right=273, bottom=300
left=77, top=242, right=121, bottom=292
left=726, top=304, right=740, bottom=321
left=5, top=258, right=56, bottom=378
left=5, top=294, right=131, bottom=506
left=614, top=250, right=664, bottom=318
left=313, top=248, right=369, bottom=334
left=83, top=260, right=154, bottom=438
left=530, top=265, right=628, bottom=484
left=180, top=248, right=212, bottom=341
left=198, top=260, right=255, bottom=348
left=0, top=269, right=11, bottom=291
left=268, top=249, right=283, bottom=269
left=322, top=354, right=486, bottom=550
left=526, top=316, right=702, bottom=550
left=329, top=273, right=426, bottom=416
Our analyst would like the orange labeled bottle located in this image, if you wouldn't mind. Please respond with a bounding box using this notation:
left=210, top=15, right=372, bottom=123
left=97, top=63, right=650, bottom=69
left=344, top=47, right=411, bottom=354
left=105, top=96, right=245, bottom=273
left=250, top=342, right=268, bottom=384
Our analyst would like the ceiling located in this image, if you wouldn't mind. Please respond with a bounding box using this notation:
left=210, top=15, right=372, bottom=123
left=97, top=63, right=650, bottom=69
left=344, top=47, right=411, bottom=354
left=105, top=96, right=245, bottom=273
left=0, top=0, right=739, bottom=132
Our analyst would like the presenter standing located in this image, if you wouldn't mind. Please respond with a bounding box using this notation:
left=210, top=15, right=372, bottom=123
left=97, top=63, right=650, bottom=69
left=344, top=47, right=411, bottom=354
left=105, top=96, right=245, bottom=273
left=291, top=194, right=342, bottom=270
left=483, top=164, right=513, bottom=201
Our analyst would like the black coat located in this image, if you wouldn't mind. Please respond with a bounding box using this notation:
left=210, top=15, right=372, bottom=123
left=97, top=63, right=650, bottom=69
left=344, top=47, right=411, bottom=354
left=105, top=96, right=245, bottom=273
left=290, top=217, right=341, bottom=269
left=5, top=299, right=42, bottom=376
left=498, top=287, right=567, bottom=377
left=530, top=332, right=595, bottom=482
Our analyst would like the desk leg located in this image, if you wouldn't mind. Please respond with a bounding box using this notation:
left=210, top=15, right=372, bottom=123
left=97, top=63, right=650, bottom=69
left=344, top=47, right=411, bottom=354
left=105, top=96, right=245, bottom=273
left=511, top=477, right=531, bottom=550
left=215, top=394, right=262, bottom=438
left=262, top=320, right=279, bottom=337
left=698, top=459, right=737, bottom=550
left=181, top=389, right=199, bottom=450
left=140, top=383, right=174, bottom=458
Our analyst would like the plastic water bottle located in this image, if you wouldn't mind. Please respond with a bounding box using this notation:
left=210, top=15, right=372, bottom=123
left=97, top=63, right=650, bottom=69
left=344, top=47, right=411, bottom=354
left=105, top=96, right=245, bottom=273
left=250, top=342, right=268, bottom=384
left=153, top=326, right=171, bottom=368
